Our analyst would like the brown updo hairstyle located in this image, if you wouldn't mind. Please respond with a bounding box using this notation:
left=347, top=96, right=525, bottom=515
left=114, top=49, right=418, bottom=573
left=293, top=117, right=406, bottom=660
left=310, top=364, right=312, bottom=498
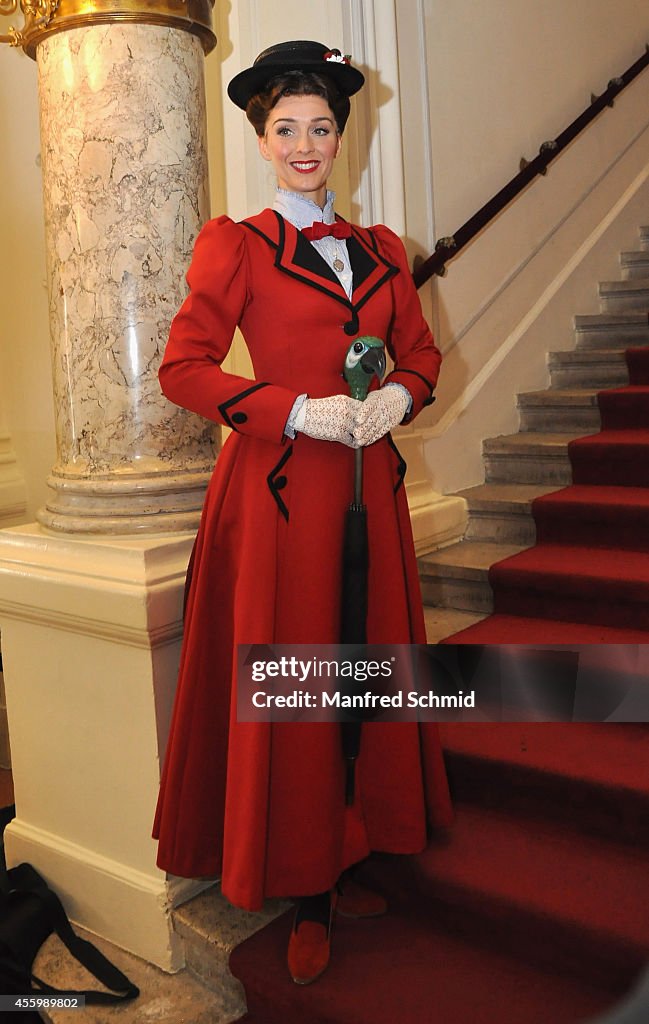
left=246, top=71, right=351, bottom=137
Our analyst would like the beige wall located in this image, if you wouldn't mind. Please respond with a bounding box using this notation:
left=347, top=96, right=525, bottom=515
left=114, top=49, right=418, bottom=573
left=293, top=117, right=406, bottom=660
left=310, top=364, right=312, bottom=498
left=2, top=1, right=649, bottom=516
left=393, top=0, right=649, bottom=493
left=0, top=48, right=53, bottom=522
left=420, top=0, right=649, bottom=233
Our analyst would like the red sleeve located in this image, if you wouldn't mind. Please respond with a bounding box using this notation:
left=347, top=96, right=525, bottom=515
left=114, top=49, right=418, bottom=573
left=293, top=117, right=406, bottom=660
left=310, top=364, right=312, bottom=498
left=159, top=215, right=299, bottom=445
left=371, top=224, right=441, bottom=423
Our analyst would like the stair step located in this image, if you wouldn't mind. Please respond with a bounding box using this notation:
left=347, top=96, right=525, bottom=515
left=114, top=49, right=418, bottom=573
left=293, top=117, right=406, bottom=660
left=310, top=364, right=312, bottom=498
left=490, top=543, right=649, bottom=630
left=230, top=900, right=614, bottom=1024
left=172, top=887, right=288, bottom=999
left=424, top=605, right=487, bottom=642
left=441, top=722, right=649, bottom=845
left=367, top=803, right=649, bottom=989
left=418, top=541, right=523, bottom=612
left=621, top=250, right=649, bottom=278
left=548, top=348, right=628, bottom=387
left=441, top=611, right=649, bottom=644
left=600, top=277, right=649, bottom=312
left=574, top=312, right=649, bottom=349
left=517, top=388, right=601, bottom=431
left=483, top=432, right=579, bottom=484
left=627, top=346, right=649, bottom=383
left=570, top=428, right=649, bottom=487
left=534, top=484, right=649, bottom=550
left=597, top=384, right=649, bottom=428
left=456, top=482, right=555, bottom=544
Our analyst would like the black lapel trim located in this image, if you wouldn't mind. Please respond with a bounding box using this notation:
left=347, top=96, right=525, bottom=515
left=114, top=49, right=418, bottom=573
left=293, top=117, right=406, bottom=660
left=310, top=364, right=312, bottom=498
left=274, top=211, right=355, bottom=313
left=348, top=224, right=399, bottom=311
left=346, top=234, right=377, bottom=291
left=392, top=368, right=435, bottom=394
left=218, top=382, right=269, bottom=430
left=267, top=445, right=293, bottom=522
left=354, top=264, right=399, bottom=313
left=365, top=227, right=381, bottom=254
left=293, top=228, right=342, bottom=288
left=386, top=434, right=407, bottom=493
left=240, top=220, right=279, bottom=250
left=242, top=212, right=397, bottom=331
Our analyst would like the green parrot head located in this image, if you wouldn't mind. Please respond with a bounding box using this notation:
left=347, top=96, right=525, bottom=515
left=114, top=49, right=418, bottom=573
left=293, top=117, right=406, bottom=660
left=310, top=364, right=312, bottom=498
left=343, top=336, right=386, bottom=401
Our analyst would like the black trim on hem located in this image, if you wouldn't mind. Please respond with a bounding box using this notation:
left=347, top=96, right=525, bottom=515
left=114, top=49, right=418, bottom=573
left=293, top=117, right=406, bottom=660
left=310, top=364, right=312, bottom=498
left=267, top=445, right=293, bottom=521
left=386, top=434, right=407, bottom=493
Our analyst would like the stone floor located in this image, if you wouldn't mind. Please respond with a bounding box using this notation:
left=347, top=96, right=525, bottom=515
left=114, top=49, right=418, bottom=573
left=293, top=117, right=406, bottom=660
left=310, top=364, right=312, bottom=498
left=33, top=920, right=244, bottom=1024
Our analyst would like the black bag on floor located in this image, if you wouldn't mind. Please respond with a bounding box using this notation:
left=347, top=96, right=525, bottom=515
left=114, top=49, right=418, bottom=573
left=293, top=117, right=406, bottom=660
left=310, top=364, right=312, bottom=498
left=0, top=862, right=140, bottom=1006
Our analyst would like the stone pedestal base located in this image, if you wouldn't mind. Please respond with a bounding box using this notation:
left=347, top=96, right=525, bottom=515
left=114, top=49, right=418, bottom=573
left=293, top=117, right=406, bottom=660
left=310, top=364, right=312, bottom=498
left=37, top=469, right=211, bottom=535
left=0, top=525, right=209, bottom=970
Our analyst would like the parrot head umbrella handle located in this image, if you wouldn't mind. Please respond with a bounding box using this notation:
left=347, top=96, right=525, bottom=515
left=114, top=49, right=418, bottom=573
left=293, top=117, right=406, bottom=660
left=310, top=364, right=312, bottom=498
left=343, top=336, right=386, bottom=400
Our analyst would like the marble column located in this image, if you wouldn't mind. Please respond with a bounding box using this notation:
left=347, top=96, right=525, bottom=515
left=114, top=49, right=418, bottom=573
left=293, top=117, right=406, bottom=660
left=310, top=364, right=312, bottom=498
left=33, top=22, right=215, bottom=532
left=0, top=3, right=219, bottom=971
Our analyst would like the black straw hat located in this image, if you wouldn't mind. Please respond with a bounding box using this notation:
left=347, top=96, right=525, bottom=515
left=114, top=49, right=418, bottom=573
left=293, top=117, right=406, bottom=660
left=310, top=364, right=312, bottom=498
left=227, top=40, right=365, bottom=111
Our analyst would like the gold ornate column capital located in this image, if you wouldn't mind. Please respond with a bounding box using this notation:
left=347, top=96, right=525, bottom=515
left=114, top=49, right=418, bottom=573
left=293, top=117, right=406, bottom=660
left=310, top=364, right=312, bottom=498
left=0, top=0, right=216, bottom=58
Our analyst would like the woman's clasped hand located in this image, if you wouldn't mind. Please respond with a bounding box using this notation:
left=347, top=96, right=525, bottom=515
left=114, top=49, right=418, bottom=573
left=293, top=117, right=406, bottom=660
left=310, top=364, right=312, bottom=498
left=352, top=385, right=410, bottom=447
left=298, top=386, right=410, bottom=448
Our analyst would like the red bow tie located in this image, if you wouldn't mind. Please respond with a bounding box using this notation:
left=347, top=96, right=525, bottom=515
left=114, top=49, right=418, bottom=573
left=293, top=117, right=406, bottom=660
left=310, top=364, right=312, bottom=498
left=302, top=221, right=352, bottom=242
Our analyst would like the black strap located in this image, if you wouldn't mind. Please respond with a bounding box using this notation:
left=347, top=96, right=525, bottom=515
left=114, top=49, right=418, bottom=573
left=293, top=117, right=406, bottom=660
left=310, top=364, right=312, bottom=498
left=2, top=864, right=139, bottom=1004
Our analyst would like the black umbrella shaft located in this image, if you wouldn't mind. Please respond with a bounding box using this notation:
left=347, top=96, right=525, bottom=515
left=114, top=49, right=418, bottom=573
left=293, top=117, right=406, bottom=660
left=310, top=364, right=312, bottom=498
left=354, top=447, right=363, bottom=505
left=340, top=501, right=368, bottom=805
left=340, top=507, right=368, bottom=640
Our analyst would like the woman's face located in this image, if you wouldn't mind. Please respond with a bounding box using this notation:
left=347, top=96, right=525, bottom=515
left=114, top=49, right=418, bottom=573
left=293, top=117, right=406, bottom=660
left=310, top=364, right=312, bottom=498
left=258, top=93, right=342, bottom=208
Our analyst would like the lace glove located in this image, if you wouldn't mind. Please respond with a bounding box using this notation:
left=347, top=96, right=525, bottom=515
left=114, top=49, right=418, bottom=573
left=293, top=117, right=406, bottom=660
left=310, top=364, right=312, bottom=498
left=353, top=385, right=411, bottom=446
left=297, top=395, right=364, bottom=447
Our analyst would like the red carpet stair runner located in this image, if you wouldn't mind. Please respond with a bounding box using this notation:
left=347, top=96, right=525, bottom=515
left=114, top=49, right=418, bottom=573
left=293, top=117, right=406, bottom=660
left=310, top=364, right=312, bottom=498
left=229, top=722, right=649, bottom=1024
left=228, top=362, right=649, bottom=1019
left=450, top=345, right=649, bottom=642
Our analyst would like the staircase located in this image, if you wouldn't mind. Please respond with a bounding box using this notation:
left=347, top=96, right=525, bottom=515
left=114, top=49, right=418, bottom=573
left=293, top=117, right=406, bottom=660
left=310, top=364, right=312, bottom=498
left=420, top=226, right=649, bottom=636
left=221, top=229, right=649, bottom=1022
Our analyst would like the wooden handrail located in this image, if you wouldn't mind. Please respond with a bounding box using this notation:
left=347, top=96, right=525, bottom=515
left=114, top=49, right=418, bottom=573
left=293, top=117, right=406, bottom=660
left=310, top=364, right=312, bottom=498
left=413, top=45, right=649, bottom=288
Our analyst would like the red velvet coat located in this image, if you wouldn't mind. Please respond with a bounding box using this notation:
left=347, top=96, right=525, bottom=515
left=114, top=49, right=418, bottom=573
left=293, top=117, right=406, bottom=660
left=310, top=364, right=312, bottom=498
left=152, top=210, right=452, bottom=911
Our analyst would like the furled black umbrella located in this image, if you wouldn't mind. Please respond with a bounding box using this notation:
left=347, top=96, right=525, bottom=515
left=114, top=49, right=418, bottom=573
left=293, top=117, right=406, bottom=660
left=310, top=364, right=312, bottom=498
left=340, top=336, right=386, bottom=803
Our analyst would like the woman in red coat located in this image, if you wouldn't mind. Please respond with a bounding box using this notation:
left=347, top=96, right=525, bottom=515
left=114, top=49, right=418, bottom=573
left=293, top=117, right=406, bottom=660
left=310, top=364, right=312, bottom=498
left=153, top=40, right=452, bottom=984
